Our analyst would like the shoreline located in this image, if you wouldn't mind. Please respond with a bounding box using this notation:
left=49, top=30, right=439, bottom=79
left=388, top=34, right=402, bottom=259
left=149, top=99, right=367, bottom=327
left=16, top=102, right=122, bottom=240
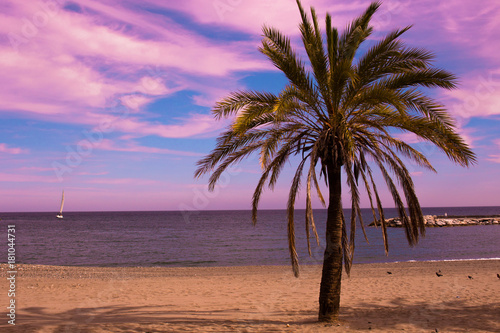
left=4, top=256, right=499, bottom=270
left=4, top=256, right=500, bottom=269
left=1, top=260, right=499, bottom=332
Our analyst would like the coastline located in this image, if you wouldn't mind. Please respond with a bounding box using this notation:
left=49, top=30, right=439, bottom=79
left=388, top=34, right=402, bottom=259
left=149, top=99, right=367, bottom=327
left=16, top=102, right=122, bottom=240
left=1, top=260, right=499, bottom=332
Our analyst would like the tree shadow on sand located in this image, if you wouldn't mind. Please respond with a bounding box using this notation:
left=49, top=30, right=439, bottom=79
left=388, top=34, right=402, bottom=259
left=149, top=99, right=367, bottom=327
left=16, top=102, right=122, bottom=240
left=340, top=298, right=500, bottom=332
left=10, top=299, right=500, bottom=332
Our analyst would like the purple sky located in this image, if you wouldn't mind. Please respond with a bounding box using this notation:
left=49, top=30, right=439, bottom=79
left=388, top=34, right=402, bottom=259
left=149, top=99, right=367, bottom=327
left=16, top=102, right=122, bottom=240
left=1, top=0, right=499, bottom=212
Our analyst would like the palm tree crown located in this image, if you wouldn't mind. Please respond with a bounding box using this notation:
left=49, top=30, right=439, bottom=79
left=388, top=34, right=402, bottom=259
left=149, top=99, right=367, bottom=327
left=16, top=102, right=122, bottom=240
left=195, top=0, right=475, bottom=281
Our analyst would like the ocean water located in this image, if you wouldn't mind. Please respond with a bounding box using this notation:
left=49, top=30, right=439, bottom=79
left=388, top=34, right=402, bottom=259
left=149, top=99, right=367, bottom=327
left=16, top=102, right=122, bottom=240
left=1, top=207, right=499, bottom=267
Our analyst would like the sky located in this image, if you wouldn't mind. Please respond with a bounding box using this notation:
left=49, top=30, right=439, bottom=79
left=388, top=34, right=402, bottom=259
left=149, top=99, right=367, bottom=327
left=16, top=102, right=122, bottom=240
left=0, top=0, right=499, bottom=212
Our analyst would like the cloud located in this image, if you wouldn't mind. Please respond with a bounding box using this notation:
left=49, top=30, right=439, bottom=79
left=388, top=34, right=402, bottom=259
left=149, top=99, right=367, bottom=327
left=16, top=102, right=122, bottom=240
left=3, top=0, right=497, bottom=139
left=19, top=166, right=54, bottom=171
left=119, top=94, right=155, bottom=113
left=0, top=0, right=269, bottom=137
left=486, top=155, right=500, bottom=163
left=0, top=172, right=57, bottom=183
left=85, top=177, right=158, bottom=185
left=98, top=112, right=231, bottom=139
left=436, top=0, right=500, bottom=62
left=486, top=139, right=500, bottom=163
left=147, top=0, right=371, bottom=36
left=447, top=69, right=500, bottom=119
left=75, top=171, right=109, bottom=176
left=0, top=143, right=28, bottom=154
left=97, top=139, right=203, bottom=156
left=394, top=132, right=421, bottom=144
left=1, top=0, right=268, bottom=74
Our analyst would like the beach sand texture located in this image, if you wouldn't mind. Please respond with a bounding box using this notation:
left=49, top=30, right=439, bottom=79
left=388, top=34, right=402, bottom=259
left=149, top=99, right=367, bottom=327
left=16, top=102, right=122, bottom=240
left=1, top=260, right=499, bottom=332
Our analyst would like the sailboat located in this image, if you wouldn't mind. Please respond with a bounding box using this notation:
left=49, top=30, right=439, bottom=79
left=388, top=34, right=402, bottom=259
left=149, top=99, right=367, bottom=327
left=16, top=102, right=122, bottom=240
left=56, top=190, right=65, bottom=219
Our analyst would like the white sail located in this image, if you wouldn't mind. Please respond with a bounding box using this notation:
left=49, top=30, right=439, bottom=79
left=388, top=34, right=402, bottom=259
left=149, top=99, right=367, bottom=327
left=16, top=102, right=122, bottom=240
left=57, top=190, right=64, bottom=218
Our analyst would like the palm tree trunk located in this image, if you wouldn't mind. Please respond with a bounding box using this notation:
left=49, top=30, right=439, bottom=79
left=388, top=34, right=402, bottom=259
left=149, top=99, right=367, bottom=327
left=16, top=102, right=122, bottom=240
left=318, top=161, right=343, bottom=322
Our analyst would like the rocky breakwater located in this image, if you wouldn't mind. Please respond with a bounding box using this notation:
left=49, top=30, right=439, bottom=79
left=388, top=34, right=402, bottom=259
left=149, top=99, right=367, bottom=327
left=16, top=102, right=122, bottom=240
left=369, top=215, right=500, bottom=227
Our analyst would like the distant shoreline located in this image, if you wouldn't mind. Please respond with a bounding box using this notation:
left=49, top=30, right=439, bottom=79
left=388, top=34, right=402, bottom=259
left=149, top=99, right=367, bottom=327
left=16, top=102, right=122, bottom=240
left=435, top=214, right=500, bottom=218
left=369, top=214, right=500, bottom=227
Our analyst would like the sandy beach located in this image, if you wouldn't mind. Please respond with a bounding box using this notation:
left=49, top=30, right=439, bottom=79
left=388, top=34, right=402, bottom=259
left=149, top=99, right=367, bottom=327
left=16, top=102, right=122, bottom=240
left=1, top=260, right=499, bottom=332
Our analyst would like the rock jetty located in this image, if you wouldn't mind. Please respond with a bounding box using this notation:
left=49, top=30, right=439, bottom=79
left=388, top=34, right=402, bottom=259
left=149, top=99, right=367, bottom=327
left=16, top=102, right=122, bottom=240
left=368, top=215, right=500, bottom=227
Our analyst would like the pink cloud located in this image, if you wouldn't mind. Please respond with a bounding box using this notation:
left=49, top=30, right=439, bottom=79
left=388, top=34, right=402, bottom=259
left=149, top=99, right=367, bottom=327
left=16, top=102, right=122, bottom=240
left=75, top=171, right=109, bottom=176
left=97, top=139, right=203, bottom=156
left=19, top=166, right=54, bottom=171
left=436, top=0, right=500, bottom=62
left=0, top=0, right=268, bottom=136
left=486, top=139, right=500, bottom=163
left=0, top=143, right=28, bottom=154
left=148, top=0, right=371, bottom=36
left=486, top=155, right=500, bottom=164
left=86, top=178, right=158, bottom=185
left=0, top=172, right=57, bottom=183
left=394, top=132, right=421, bottom=144
left=144, top=0, right=500, bottom=119
left=1, top=0, right=498, bottom=145
left=0, top=0, right=268, bottom=74
left=102, top=112, right=230, bottom=139
left=119, top=94, right=156, bottom=113
left=457, top=127, right=479, bottom=148
left=447, top=69, right=500, bottom=119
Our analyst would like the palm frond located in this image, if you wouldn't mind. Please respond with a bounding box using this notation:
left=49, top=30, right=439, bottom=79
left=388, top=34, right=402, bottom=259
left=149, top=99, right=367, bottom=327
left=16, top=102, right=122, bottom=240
left=212, top=91, right=278, bottom=120
left=287, top=157, right=309, bottom=277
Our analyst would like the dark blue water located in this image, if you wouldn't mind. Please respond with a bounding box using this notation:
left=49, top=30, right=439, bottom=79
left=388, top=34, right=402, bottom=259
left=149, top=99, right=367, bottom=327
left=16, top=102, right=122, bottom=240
left=1, top=207, right=499, bottom=267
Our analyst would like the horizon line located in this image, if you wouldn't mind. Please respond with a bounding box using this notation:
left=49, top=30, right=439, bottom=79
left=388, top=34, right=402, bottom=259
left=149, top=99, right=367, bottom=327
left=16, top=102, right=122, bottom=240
left=1, top=205, right=499, bottom=214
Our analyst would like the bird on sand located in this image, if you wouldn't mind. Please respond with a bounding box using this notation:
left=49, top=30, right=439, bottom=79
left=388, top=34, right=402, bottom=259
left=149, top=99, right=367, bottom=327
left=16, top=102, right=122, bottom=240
left=436, top=270, right=443, bottom=277
left=468, top=276, right=473, bottom=280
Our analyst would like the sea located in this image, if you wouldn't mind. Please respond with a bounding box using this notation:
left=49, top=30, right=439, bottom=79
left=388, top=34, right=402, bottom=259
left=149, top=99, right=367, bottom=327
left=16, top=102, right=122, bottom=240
left=2, top=206, right=499, bottom=268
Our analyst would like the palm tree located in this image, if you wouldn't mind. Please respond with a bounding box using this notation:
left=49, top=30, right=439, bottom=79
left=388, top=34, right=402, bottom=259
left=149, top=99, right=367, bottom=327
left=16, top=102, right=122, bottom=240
left=195, top=0, right=475, bottom=322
